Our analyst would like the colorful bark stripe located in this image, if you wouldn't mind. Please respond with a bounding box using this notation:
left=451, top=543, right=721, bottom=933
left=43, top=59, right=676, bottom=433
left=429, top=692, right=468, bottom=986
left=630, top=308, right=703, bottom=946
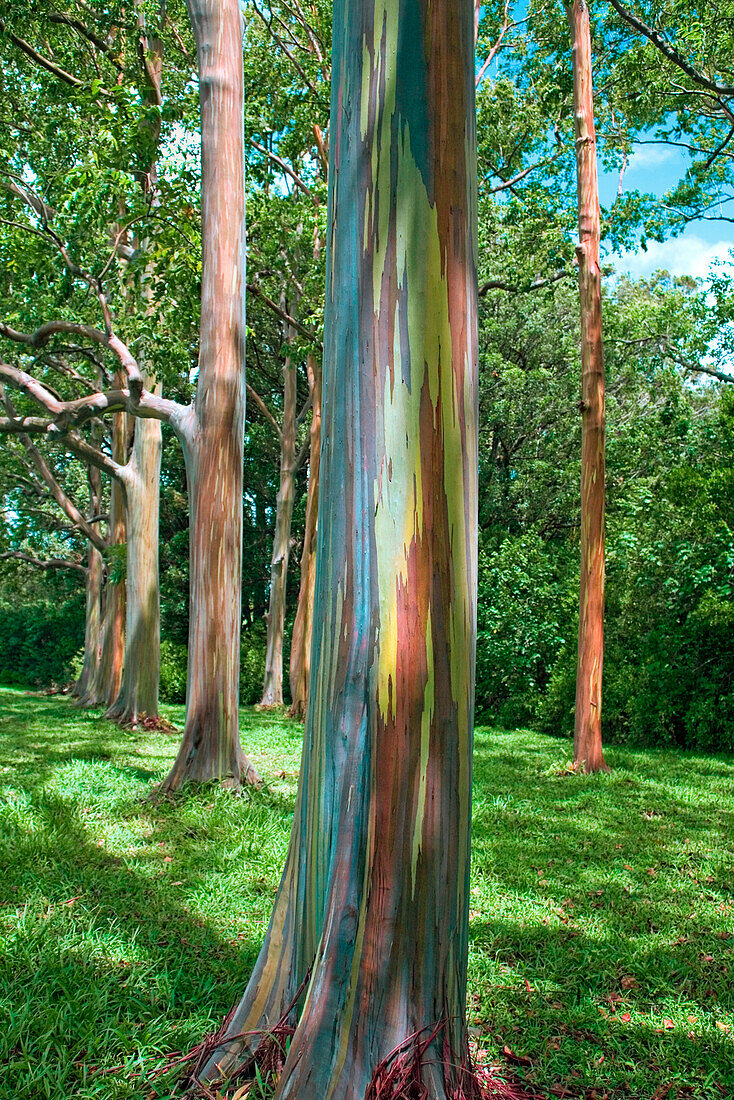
left=199, top=0, right=478, bottom=1095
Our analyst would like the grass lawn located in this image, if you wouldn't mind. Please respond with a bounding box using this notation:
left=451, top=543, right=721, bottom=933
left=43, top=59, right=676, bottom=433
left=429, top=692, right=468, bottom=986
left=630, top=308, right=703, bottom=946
left=0, top=688, right=732, bottom=1099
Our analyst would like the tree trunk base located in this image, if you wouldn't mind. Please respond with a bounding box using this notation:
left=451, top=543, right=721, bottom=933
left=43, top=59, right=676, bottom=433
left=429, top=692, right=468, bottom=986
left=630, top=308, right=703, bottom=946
left=104, top=701, right=176, bottom=733
left=575, top=757, right=611, bottom=775
left=158, top=743, right=261, bottom=794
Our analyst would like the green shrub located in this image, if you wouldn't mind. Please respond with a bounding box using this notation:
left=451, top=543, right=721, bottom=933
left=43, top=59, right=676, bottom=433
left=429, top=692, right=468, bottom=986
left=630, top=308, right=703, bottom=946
left=240, top=626, right=267, bottom=705
left=0, top=599, right=84, bottom=688
left=159, top=639, right=188, bottom=703
left=475, top=534, right=572, bottom=725
left=158, top=628, right=269, bottom=707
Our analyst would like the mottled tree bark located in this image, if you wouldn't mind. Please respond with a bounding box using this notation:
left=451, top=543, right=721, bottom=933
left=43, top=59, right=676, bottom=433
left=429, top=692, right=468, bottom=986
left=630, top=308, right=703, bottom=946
left=82, top=410, right=127, bottom=708
left=289, top=353, right=321, bottom=719
left=74, top=544, right=104, bottom=699
left=567, top=0, right=609, bottom=774
left=160, top=0, right=258, bottom=790
left=199, top=0, right=478, bottom=1094
left=73, top=467, right=105, bottom=699
left=260, top=342, right=298, bottom=708
left=106, top=414, right=161, bottom=725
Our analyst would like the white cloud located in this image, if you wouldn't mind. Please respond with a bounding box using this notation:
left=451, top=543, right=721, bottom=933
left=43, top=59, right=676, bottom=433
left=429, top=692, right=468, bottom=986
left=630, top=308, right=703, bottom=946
left=612, top=235, right=734, bottom=281
left=626, top=144, right=678, bottom=171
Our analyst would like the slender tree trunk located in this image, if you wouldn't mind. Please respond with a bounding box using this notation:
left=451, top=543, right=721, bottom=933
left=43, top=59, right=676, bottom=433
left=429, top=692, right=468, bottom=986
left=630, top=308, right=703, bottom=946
left=82, top=410, right=127, bottom=708
left=199, top=0, right=478, bottom=1095
left=72, top=467, right=105, bottom=699
left=567, top=0, right=609, bottom=774
left=260, top=346, right=298, bottom=707
left=160, top=0, right=258, bottom=791
left=289, top=354, right=321, bottom=719
left=106, top=414, right=161, bottom=725
left=74, top=543, right=104, bottom=699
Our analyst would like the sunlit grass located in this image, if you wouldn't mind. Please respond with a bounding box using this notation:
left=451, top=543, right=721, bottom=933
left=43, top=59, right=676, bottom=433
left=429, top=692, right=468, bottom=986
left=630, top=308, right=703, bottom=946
left=0, top=688, right=732, bottom=1098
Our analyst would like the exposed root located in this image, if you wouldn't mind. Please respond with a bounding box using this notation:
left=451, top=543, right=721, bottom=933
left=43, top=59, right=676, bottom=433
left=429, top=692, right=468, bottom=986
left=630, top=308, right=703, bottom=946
left=151, top=970, right=311, bottom=1095
left=364, top=1022, right=546, bottom=1100
left=364, top=1020, right=484, bottom=1100
left=104, top=704, right=178, bottom=733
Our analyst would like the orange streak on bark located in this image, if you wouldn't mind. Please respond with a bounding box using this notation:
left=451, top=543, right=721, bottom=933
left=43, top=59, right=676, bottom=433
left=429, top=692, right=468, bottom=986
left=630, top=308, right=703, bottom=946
left=289, top=354, right=321, bottom=719
left=567, top=0, right=609, bottom=774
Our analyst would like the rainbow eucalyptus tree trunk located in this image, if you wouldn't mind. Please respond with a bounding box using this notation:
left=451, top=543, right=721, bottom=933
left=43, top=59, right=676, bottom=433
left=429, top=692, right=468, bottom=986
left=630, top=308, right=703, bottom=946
left=106, top=413, right=161, bottom=726
left=567, top=0, right=609, bottom=774
left=73, top=468, right=105, bottom=699
left=260, top=344, right=298, bottom=707
left=199, top=0, right=478, bottom=1094
left=289, top=353, right=321, bottom=719
left=84, top=410, right=127, bottom=708
left=74, top=544, right=104, bottom=699
left=160, top=0, right=259, bottom=790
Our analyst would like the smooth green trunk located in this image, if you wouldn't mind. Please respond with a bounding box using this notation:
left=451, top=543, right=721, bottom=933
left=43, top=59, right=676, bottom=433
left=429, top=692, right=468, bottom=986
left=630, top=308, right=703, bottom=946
left=199, top=0, right=478, bottom=1095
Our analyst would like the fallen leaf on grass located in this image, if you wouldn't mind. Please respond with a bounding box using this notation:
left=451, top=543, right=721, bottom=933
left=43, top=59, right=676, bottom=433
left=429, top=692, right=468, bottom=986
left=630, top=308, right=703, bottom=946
left=620, top=1013, right=631, bottom=1023
left=502, top=1044, right=532, bottom=1066
left=620, top=975, right=637, bottom=989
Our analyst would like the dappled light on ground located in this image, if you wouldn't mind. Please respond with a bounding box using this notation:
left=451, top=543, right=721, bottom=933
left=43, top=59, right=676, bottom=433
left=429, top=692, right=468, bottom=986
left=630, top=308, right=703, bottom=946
left=0, top=690, right=731, bottom=1099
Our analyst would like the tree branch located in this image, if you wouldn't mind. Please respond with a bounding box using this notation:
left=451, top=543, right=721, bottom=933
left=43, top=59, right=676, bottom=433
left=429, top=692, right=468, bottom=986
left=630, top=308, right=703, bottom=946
left=0, top=19, right=85, bottom=88
left=0, top=550, right=87, bottom=577
left=250, top=139, right=313, bottom=199
left=246, top=382, right=282, bottom=441
left=246, top=284, right=321, bottom=344
left=478, top=269, right=571, bottom=296
left=606, top=0, right=734, bottom=98
left=0, top=321, right=143, bottom=400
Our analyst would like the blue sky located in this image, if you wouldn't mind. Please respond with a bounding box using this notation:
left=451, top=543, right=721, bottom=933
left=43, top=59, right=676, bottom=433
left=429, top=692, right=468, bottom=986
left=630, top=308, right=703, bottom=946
left=599, top=140, right=734, bottom=282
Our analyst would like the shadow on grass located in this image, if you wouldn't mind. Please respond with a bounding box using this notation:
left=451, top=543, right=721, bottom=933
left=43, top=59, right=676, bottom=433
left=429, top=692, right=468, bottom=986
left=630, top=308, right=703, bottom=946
left=468, top=728, right=734, bottom=1096
left=1, top=693, right=733, bottom=1099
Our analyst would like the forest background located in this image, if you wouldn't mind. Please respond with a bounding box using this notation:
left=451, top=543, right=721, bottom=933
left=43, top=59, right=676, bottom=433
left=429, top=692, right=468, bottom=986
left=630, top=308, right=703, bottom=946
left=1, top=0, right=733, bottom=755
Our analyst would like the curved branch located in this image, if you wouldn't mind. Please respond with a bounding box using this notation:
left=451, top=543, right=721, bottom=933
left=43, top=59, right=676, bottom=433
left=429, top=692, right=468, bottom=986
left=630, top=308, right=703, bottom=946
left=478, top=269, right=572, bottom=296
left=606, top=0, right=734, bottom=98
left=0, top=550, right=87, bottom=577
left=246, top=284, right=321, bottom=344
left=246, top=382, right=282, bottom=440
left=0, top=321, right=143, bottom=400
left=0, top=19, right=84, bottom=88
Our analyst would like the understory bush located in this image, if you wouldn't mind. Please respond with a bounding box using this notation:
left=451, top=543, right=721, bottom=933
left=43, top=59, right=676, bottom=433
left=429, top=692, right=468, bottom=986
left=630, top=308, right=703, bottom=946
left=159, top=640, right=188, bottom=703
left=158, top=627, right=269, bottom=706
left=0, top=599, right=84, bottom=689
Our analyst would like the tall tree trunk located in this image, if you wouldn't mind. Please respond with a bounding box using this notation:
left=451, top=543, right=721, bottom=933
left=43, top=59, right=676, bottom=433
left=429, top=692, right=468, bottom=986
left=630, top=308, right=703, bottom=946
left=81, top=410, right=127, bottom=708
left=289, top=353, right=321, bottom=719
left=260, top=345, right=298, bottom=707
left=106, top=413, right=162, bottom=725
left=160, top=0, right=258, bottom=791
left=199, top=0, right=478, bottom=1094
left=567, top=0, right=609, bottom=774
left=74, top=545, right=104, bottom=699
left=73, top=469, right=105, bottom=699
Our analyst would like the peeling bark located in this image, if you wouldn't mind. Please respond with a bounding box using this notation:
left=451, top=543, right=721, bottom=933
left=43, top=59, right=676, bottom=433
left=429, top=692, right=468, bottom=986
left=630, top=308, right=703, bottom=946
left=567, top=0, right=609, bottom=774
left=80, top=410, right=127, bottom=708
left=260, top=343, right=298, bottom=708
left=160, top=0, right=258, bottom=791
left=106, top=413, right=161, bottom=726
left=289, top=354, right=321, bottom=719
left=73, top=468, right=105, bottom=699
left=198, top=0, right=478, bottom=1093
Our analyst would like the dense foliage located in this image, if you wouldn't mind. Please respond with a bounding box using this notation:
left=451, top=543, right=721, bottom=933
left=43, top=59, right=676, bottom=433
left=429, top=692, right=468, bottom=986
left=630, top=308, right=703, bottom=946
left=0, top=1, right=733, bottom=749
